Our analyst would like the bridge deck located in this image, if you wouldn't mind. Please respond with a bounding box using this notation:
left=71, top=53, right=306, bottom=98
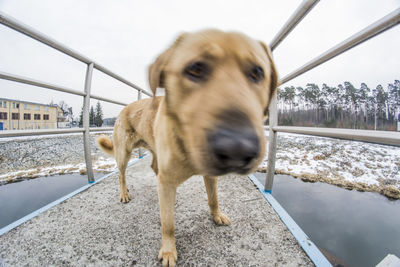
left=0, top=156, right=312, bottom=266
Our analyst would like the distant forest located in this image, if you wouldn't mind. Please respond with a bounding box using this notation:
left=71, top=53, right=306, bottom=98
left=277, top=80, right=400, bottom=131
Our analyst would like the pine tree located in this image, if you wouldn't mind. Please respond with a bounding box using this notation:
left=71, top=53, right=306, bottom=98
left=95, top=101, right=103, bottom=127
left=79, top=107, right=83, bottom=127
left=89, top=106, right=95, bottom=126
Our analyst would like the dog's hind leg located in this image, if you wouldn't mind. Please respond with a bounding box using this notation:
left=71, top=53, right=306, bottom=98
left=203, top=176, right=230, bottom=225
left=150, top=151, right=158, bottom=175
left=113, top=128, right=134, bottom=203
left=116, top=147, right=132, bottom=203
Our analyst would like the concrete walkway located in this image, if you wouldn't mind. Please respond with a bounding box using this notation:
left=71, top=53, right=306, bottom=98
left=0, top=156, right=312, bottom=266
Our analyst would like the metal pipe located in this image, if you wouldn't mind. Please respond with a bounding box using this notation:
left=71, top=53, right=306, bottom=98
left=90, top=94, right=128, bottom=106
left=0, top=127, right=113, bottom=138
left=89, top=127, right=114, bottom=132
left=0, top=71, right=86, bottom=97
left=269, top=0, right=320, bottom=51
left=0, top=11, right=151, bottom=95
left=280, top=8, right=400, bottom=85
left=83, top=63, right=95, bottom=183
left=0, top=71, right=130, bottom=106
left=265, top=92, right=278, bottom=192
left=273, top=126, right=400, bottom=147
left=0, top=12, right=91, bottom=64
left=94, top=64, right=152, bottom=96
left=264, top=0, right=320, bottom=192
left=0, top=128, right=84, bottom=138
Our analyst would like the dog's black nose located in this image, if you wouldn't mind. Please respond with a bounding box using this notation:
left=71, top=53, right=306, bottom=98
left=209, top=126, right=259, bottom=172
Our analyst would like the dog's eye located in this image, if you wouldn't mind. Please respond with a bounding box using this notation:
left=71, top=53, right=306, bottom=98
left=184, top=62, right=210, bottom=82
left=247, top=65, right=264, bottom=83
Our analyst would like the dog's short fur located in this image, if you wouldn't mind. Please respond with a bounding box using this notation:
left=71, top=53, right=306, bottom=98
left=97, top=29, right=278, bottom=266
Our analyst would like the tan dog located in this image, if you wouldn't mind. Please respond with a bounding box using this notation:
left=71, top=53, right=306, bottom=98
left=97, top=29, right=277, bottom=266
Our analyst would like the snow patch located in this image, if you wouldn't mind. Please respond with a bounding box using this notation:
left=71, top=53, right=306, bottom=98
left=0, top=156, right=120, bottom=184
left=259, top=133, right=400, bottom=198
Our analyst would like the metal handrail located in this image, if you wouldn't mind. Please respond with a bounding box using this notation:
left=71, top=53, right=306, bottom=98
left=264, top=126, right=400, bottom=147
left=1, top=5, right=399, bottom=186
left=265, top=0, right=320, bottom=193
left=280, top=8, right=400, bottom=85
left=0, top=71, right=86, bottom=97
left=0, top=12, right=150, bottom=183
left=0, top=127, right=114, bottom=138
left=0, top=12, right=152, bottom=97
left=0, top=71, right=129, bottom=106
left=269, top=0, right=319, bottom=51
left=0, top=128, right=84, bottom=137
left=265, top=2, right=400, bottom=191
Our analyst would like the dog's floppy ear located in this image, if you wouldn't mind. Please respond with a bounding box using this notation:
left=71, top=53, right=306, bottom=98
left=259, top=41, right=279, bottom=116
left=148, top=34, right=187, bottom=96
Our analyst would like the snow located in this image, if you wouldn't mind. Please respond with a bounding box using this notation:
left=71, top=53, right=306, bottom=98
left=259, top=133, right=400, bottom=197
left=0, top=156, right=121, bottom=184
left=1, top=131, right=399, bottom=198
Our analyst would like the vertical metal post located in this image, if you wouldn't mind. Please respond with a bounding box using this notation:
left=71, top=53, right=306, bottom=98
left=263, top=0, right=320, bottom=193
left=137, top=90, right=144, bottom=158
left=265, top=91, right=278, bottom=193
left=83, top=63, right=95, bottom=183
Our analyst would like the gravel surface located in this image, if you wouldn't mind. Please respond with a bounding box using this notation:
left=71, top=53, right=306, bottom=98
left=0, top=156, right=313, bottom=266
left=0, top=132, right=141, bottom=183
left=0, top=133, right=107, bottom=175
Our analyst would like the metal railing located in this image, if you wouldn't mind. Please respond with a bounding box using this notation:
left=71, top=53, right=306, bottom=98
left=265, top=0, right=400, bottom=191
left=0, top=12, right=152, bottom=183
left=1, top=3, right=400, bottom=187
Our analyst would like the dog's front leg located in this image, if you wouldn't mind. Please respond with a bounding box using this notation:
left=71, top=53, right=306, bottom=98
left=203, top=176, right=230, bottom=225
left=157, top=177, right=178, bottom=267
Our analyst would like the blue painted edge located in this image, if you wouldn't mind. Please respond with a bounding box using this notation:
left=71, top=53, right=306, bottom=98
left=0, top=155, right=148, bottom=236
left=248, top=174, right=332, bottom=267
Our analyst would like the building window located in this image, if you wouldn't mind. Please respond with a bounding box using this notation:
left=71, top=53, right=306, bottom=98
left=12, top=113, right=19, bottom=120
left=12, top=102, right=15, bottom=109
left=24, top=113, right=31, bottom=120
left=35, top=105, right=40, bottom=111
left=34, top=114, right=41, bottom=120
left=43, top=114, right=49, bottom=120
left=44, top=106, right=49, bottom=111
left=24, top=103, right=30, bottom=110
left=2, top=101, right=6, bottom=108
left=0, top=112, right=7, bottom=120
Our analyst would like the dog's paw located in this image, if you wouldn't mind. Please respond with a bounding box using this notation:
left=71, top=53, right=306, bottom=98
left=158, top=247, right=177, bottom=267
left=212, top=212, right=231, bottom=226
left=120, top=188, right=131, bottom=203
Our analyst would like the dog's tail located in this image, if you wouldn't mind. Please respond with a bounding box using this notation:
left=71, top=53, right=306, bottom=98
left=97, top=135, right=114, bottom=156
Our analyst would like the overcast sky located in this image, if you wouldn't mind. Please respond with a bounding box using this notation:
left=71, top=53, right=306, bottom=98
left=1, top=0, right=399, bottom=118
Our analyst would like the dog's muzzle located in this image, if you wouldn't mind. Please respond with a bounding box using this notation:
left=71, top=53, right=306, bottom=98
left=208, top=123, right=259, bottom=175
